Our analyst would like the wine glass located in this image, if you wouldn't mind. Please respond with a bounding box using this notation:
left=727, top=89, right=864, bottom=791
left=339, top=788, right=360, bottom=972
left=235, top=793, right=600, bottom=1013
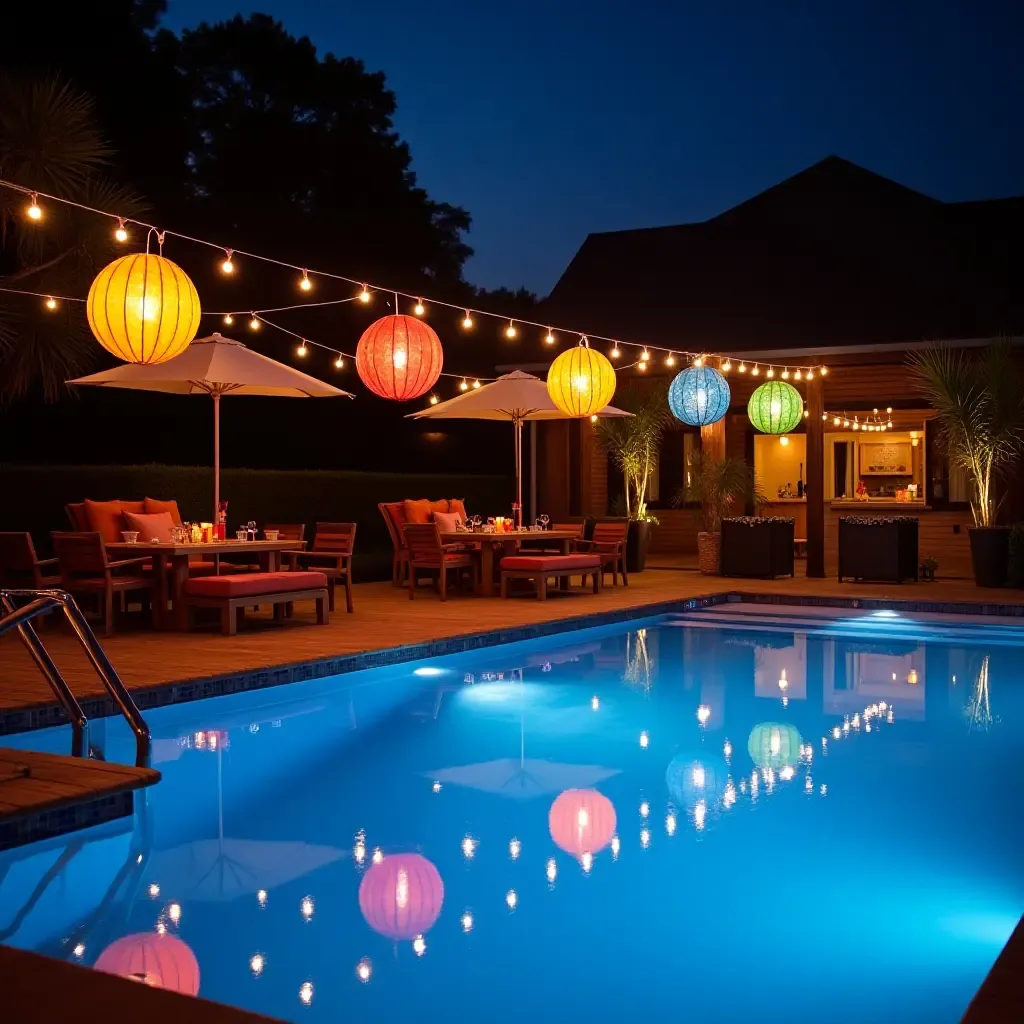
left=247, top=520, right=257, bottom=541
left=471, top=515, right=482, bottom=531
left=539, top=514, right=550, bottom=530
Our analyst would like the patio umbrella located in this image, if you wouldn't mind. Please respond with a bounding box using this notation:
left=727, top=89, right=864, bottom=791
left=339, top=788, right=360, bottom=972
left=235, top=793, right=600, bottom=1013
left=69, top=333, right=353, bottom=521
left=407, top=370, right=629, bottom=524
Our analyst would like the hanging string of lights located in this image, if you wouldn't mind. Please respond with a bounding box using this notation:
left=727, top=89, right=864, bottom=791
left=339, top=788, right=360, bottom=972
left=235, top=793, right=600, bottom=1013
left=0, top=177, right=830, bottom=379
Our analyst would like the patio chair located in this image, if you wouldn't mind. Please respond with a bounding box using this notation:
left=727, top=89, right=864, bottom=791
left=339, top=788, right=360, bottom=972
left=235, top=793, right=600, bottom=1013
left=0, top=532, right=61, bottom=589
left=219, top=522, right=307, bottom=574
left=282, top=522, right=356, bottom=613
left=51, top=531, right=156, bottom=636
left=379, top=502, right=410, bottom=586
left=576, top=520, right=629, bottom=586
left=523, top=521, right=587, bottom=555
left=403, top=523, right=474, bottom=601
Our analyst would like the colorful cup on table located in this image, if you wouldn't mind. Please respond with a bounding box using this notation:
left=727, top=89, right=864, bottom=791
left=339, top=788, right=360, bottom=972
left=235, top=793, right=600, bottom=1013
left=264, top=530, right=279, bottom=541
left=121, top=530, right=140, bottom=544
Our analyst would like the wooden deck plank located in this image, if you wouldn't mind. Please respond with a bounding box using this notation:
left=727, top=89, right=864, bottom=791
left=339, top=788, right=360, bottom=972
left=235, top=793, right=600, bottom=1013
left=1, top=560, right=1022, bottom=722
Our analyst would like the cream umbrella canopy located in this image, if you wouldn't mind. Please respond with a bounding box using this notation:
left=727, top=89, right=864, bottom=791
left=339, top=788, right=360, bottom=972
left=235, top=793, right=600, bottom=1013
left=407, top=371, right=629, bottom=524
left=70, top=333, right=353, bottom=521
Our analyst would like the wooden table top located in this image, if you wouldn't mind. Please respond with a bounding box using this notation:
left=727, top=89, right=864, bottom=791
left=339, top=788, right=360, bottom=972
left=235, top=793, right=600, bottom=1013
left=438, top=528, right=580, bottom=541
left=105, top=538, right=305, bottom=555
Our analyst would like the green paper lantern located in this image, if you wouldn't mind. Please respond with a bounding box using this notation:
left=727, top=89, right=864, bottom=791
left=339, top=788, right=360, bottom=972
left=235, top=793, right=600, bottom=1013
left=747, top=380, right=803, bottom=434
left=747, top=722, right=803, bottom=770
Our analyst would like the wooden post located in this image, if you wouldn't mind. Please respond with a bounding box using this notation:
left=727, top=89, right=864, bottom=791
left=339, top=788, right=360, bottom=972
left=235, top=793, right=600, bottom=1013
left=701, top=418, right=726, bottom=461
left=806, top=371, right=825, bottom=577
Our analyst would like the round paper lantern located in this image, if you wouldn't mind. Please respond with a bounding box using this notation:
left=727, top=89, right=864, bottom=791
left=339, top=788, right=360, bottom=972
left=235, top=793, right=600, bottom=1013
left=94, top=933, right=199, bottom=994
left=665, top=754, right=726, bottom=809
left=747, top=380, right=803, bottom=434
left=546, top=338, right=617, bottom=417
left=355, top=315, right=443, bottom=401
left=747, top=722, right=802, bottom=770
left=358, top=853, right=444, bottom=940
left=86, top=254, right=201, bottom=365
left=548, top=788, right=616, bottom=857
left=668, top=367, right=730, bottom=426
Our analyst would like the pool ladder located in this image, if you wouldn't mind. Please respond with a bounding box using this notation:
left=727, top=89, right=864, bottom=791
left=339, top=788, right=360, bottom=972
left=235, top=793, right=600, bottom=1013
left=0, top=589, right=151, bottom=767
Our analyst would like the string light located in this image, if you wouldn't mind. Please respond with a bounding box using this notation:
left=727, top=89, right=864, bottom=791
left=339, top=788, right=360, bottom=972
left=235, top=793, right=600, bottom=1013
left=429, top=394, right=439, bottom=405
left=806, top=369, right=814, bottom=380
left=665, top=353, right=676, bottom=367
left=505, top=320, right=517, bottom=339
left=794, top=369, right=803, bottom=381
left=751, top=364, right=760, bottom=376
left=545, top=328, right=556, bottom=344
left=590, top=414, right=598, bottom=423
left=781, top=368, right=790, bottom=379
left=359, top=284, right=371, bottom=303
left=220, top=250, right=235, bottom=274
left=114, top=219, right=128, bottom=243
left=611, top=344, right=621, bottom=359
left=297, top=340, right=308, bottom=357
left=721, top=359, right=731, bottom=372
left=820, top=366, right=829, bottom=375
left=414, top=298, right=425, bottom=316
left=26, top=194, right=41, bottom=221
left=766, top=366, right=775, bottom=377
left=692, top=355, right=703, bottom=368
left=738, top=362, right=747, bottom=373
left=886, top=406, right=893, bottom=414
left=462, top=310, right=473, bottom=329
left=299, top=270, right=312, bottom=292
left=249, top=314, right=260, bottom=331
left=641, top=349, right=650, bottom=362
left=638, top=359, right=648, bottom=372
left=223, top=314, right=234, bottom=326
left=460, top=378, right=468, bottom=391
left=44, top=296, right=57, bottom=311
left=334, top=355, right=344, bottom=369
left=472, top=379, right=481, bottom=389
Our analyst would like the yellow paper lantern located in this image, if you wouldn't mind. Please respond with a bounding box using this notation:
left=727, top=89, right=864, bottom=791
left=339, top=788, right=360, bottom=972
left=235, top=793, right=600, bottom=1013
left=87, top=254, right=201, bottom=364
left=546, top=337, right=617, bottom=417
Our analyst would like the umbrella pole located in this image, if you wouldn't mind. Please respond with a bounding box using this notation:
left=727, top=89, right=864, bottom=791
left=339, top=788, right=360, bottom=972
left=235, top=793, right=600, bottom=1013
left=514, top=414, right=523, bottom=529
left=213, top=391, right=221, bottom=525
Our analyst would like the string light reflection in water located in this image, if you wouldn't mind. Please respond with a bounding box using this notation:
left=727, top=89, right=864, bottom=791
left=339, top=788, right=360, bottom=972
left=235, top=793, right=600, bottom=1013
left=0, top=611, right=1021, bottom=1023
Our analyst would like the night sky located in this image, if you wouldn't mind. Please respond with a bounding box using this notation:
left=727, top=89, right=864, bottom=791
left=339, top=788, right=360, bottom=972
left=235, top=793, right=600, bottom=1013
left=164, top=1, right=1023, bottom=295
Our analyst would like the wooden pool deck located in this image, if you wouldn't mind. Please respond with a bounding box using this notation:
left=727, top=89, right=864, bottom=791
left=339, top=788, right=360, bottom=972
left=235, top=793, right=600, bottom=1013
left=1, top=559, right=1022, bottom=725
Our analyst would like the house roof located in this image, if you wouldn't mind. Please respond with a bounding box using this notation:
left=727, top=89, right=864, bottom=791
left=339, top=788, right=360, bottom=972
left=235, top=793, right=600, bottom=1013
left=544, top=156, right=1024, bottom=352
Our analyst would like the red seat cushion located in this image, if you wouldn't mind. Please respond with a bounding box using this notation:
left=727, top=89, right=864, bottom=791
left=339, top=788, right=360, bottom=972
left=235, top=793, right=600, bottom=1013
left=183, top=571, right=328, bottom=598
left=500, top=555, right=601, bottom=572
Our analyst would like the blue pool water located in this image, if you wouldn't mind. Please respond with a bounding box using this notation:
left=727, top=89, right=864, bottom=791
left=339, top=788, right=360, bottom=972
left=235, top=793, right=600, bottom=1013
left=2, top=604, right=1023, bottom=1022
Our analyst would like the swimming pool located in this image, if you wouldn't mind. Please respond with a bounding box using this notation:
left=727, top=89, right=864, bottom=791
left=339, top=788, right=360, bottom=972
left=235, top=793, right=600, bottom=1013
left=1, top=604, right=1021, bottom=1021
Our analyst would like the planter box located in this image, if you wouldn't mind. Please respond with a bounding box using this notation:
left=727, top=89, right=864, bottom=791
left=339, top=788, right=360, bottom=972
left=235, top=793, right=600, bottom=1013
left=838, top=516, right=919, bottom=583
left=720, top=517, right=795, bottom=579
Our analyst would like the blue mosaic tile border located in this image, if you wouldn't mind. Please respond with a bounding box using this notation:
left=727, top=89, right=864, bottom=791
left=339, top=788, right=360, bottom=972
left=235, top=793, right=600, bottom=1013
left=4, top=587, right=1024, bottom=737
left=0, top=789, right=135, bottom=852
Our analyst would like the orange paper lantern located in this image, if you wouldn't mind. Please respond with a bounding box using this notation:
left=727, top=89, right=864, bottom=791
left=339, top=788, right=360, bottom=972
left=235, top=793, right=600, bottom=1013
left=358, top=853, right=444, bottom=940
left=356, top=315, right=443, bottom=401
left=94, top=933, right=199, bottom=995
left=548, top=788, right=617, bottom=857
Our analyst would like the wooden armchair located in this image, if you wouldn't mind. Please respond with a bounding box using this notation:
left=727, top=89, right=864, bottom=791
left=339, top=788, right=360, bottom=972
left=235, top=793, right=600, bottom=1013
left=218, top=522, right=306, bottom=574
left=283, top=522, right=355, bottom=613
left=575, top=520, right=630, bottom=586
left=51, top=531, right=156, bottom=636
left=526, top=521, right=587, bottom=555
left=0, top=533, right=61, bottom=589
left=378, top=502, right=410, bottom=586
left=403, top=523, right=474, bottom=601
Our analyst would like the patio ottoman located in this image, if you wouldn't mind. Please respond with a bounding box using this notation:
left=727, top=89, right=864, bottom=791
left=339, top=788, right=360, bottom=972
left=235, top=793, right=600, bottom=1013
left=183, top=571, right=330, bottom=634
left=499, top=555, right=602, bottom=600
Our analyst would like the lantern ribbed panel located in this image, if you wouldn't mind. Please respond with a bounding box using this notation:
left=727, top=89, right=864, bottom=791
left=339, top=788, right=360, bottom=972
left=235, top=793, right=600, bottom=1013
left=546, top=345, right=616, bottom=417
left=747, top=722, right=803, bottom=769
left=95, top=934, right=200, bottom=995
left=358, top=853, right=444, bottom=940
left=548, top=788, right=617, bottom=856
left=355, top=315, right=443, bottom=401
left=747, top=380, right=803, bottom=434
left=668, top=367, right=730, bottom=426
left=86, top=254, right=201, bottom=365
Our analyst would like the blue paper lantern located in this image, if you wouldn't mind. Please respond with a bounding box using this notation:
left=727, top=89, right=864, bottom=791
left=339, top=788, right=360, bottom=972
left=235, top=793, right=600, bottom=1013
left=666, top=753, right=726, bottom=809
left=668, top=367, right=730, bottom=426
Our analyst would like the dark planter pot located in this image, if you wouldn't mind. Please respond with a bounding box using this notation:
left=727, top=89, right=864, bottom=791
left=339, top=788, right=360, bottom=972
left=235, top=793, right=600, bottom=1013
left=719, top=517, right=795, bottom=578
left=969, top=526, right=1010, bottom=588
left=626, top=520, right=650, bottom=574
left=837, top=517, right=919, bottom=583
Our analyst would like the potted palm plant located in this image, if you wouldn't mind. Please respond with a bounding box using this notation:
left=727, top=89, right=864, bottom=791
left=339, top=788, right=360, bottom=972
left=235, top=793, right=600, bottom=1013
left=593, top=387, right=672, bottom=573
left=676, top=452, right=763, bottom=574
left=908, top=340, right=1024, bottom=587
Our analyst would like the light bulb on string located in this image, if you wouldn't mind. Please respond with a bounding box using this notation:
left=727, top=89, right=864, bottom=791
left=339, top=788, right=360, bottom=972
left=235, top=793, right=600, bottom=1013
left=873, top=408, right=879, bottom=414
left=806, top=370, right=814, bottom=381
left=641, top=349, right=650, bottom=362
left=429, top=394, right=439, bottom=406
left=886, top=407, right=893, bottom=414
left=822, top=413, right=827, bottom=421
left=472, top=379, right=481, bottom=389
left=781, top=368, right=790, bottom=379
left=220, top=250, right=235, bottom=275
left=462, top=310, right=473, bottom=329
left=114, top=219, right=128, bottom=243
left=803, top=410, right=809, bottom=418
left=751, top=364, right=760, bottom=376
left=223, top=314, right=234, bottom=326
left=414, top=299, right=425, bottom=316
left=297, top=340, right=308, bottom=357
left=721, top=359, right=731, bottom=372
left=44, top=296, right=57, bottom=311
left=766, top=367, right=775, bottom=378
left=299, top=270, right=312, bottom=292
left=665, top=352, right=676, bottom=367
left=843, top=419, right=850, bottom=428
left=590, top=414, right=598, bottom=423
left=833, top=416, right=841, bottom=426
left=692, top=355, right=703, bottom=368
left=359, top=284, right=371, bottom=303
left=249, top=315, right=260, bottom=331
left=611, top=344, right=620, bottom=359
left=738, top=362, right=747, bottom=373
left=334, top=355, right=344, bottom=369
left=820, top=366, right=829, bottom=376
left=26, top=194, right=42, bottom=221
left=794, top=369, right=802, bottom=381
left=545, top=328, right=555, bottom=344
left=460, top=378, right=469, bottom=392
left=505, top=320, right=517, bottom=339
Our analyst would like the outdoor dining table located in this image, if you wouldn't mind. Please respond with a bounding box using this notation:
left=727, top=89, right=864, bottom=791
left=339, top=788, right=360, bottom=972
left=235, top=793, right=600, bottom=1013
left=105, top=538, right=306, bottom=630
left=438, top=528, right=580, bottom=597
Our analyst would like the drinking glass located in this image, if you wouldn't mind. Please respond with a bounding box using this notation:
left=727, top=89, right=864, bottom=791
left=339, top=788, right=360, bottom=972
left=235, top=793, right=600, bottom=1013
left=539, top=514, right=550, bottom=530
left=471, top=515, right=482, bottom=531
left=247, top=520, right=257, bottom=541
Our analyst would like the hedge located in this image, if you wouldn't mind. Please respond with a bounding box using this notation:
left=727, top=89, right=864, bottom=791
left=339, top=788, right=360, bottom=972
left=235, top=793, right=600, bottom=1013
left=0, top=464, right=514, bottom=582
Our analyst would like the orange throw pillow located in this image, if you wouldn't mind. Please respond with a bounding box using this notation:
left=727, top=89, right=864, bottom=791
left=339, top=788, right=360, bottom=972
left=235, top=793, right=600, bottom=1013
left=144, top=498, right=183, bottom=526
left=433, top=510, right=461, bottom=533
left=121, top=500, right=146, bottom=514
left=449, top=499, right=467, bottom=521
left=84, top=499, right=125, bottom=543
left=124, top=511, right=175, bottom=543
left=429, top=499, right=450, bottom=516
left=404, top=499, right=433, bottom=524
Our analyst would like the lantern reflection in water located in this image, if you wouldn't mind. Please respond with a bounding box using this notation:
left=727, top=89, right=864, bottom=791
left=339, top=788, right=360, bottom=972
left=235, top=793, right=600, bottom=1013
left=747, top=722, right=803, bottom=770
left=358, top=853, right=444, bottom=941
left=94, top=933, right=200, bottom=995
left=548, top=789, right=617, bottom=857
left=665, top=754, right=726, bottom=810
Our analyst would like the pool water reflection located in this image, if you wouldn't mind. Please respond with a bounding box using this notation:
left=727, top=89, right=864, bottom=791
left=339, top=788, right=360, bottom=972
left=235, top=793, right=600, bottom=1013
left=1, top=610, right=1022, bottom=1022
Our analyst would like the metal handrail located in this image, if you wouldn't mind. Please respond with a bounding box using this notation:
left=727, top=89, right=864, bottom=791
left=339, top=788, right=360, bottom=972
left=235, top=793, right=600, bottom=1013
left=0, top=589, right=150, bottom=767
